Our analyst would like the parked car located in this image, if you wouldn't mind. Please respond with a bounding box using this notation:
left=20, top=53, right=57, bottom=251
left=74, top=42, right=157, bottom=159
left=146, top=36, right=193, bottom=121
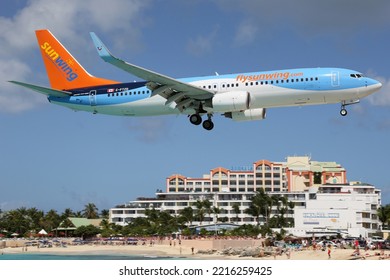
left=316, top=240, right=337, bottom=248
left=370, top=236, right=385, bottom=243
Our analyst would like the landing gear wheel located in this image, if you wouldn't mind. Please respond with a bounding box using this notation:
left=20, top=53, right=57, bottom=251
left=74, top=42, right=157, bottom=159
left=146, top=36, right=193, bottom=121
left=340, top=108, right=347, bottom=116
left=202, top=119, right=214, bottom=131
left=189, top=114, right=202, bottom=125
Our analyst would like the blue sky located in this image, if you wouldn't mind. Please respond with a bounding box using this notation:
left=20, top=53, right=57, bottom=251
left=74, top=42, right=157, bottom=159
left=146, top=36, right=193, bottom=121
left=1, top=0, right=390, bottom=213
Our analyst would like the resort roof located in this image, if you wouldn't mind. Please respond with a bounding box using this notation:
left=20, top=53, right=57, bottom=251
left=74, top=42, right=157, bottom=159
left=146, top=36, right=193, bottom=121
left=55, top=217, right=103, bottom=230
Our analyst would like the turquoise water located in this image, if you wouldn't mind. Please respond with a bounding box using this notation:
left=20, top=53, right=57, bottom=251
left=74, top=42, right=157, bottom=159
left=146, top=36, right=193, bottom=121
left=0, top=253, right=180, bottom=260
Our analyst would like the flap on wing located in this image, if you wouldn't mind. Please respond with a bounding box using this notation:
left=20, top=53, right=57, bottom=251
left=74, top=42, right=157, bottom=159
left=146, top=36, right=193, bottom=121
left=9, top=81, right=72, bottom=97
left=89, top=32, right=214, bottom=102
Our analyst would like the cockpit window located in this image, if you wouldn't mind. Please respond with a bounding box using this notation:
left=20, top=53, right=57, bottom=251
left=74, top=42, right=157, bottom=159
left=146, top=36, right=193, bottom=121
left=350, top=73, right=364, bottom=78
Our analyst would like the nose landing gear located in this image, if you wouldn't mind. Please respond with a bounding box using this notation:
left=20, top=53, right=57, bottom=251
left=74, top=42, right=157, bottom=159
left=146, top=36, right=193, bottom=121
left=340, top=106, right=348, bottom=116
left=339, top=99, right=360, bottom=117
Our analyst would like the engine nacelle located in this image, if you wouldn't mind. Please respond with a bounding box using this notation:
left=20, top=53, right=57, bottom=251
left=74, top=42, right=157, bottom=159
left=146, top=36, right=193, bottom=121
left=212, top=91, right=251, bottom=112
left=224, top=108, right=267, bottom=122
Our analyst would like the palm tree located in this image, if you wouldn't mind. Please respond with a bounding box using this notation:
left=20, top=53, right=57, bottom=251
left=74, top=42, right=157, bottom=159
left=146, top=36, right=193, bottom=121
left=202, top=200, right=212, bottom=224
left=194, top=200, right=205, bottom=225
left=244, top=188, right=272, bottom=227
left=100, top=209, right=110, bottom=219
left=244, top=200, right=262, bottom=227
left=61, top=208, right=75, bottom=220
left=179, top=207, right=194, bottom=226
left=288, top=201, right=295, bottom=227
left=377, top=204, right=390, bottom=230
left=213, top=206, right=221, bottom=223
left=82, top=203, right=99, bottom=219
left=74, top=211, right=83, bottom=218
left=232, top=203, right=240, bottom=224
left=42, top=209, right=60, bottom=232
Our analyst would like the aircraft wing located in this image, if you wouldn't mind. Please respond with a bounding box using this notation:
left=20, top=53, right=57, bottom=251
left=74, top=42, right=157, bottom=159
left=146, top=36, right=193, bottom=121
left=9, top=81, right=72, bottom=97
left=90, top=32, right=214, bottom=111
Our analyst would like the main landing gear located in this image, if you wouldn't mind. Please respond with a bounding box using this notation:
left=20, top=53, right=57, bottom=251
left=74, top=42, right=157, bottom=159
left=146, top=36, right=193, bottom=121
left=189, top=113, right=214, bottom=130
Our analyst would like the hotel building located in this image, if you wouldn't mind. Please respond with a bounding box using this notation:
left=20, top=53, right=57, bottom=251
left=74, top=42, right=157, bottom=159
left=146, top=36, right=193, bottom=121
left=110, top=156, right=380, bottom=237
left=166, top=156, right=346, bottom=193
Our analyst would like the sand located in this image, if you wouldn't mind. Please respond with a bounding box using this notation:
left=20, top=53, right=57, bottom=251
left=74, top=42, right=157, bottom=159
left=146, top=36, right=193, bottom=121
left=1, top=239, right=389, bottom=260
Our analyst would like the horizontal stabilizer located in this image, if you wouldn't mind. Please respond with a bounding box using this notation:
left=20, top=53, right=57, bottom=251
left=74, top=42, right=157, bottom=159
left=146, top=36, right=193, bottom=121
left=9, top=81, right=72, bottom=97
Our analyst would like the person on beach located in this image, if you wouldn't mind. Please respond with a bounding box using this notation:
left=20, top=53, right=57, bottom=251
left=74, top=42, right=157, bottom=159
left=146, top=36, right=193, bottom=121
left=327, top=245, right=331, bottom=259
left=286, top=248, right=291, bottom=259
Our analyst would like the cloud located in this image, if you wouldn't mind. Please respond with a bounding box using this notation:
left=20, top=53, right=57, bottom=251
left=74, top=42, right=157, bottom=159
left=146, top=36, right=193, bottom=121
left=234, top=20, right=258, bottom=46
left=366, top=75, right=390, bottom=106
left=216, top=0, right=390, bottom=38
left=0, top=0, right=150, bottom=113
left=187, top=26, right=219, bottom=56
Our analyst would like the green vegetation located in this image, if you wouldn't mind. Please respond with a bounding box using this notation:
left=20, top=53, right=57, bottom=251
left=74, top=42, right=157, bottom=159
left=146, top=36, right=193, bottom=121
left=378, top=204, right=390, bottom=230
left=3, top=196, right=385, bottom=239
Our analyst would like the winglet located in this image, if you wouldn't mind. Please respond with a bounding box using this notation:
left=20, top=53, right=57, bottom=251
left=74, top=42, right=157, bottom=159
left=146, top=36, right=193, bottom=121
left=90, top=32, right=116, bottom=63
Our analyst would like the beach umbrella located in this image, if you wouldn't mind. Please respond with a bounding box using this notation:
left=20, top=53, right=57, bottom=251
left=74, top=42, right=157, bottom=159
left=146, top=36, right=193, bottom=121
left=38, top=229, right=48, bottom=235
left=11, top=233, right=19, bottom=237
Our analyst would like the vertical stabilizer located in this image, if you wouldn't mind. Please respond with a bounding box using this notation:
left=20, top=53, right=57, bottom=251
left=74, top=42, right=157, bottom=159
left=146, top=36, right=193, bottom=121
left=35, top=29, right=118, bottom=90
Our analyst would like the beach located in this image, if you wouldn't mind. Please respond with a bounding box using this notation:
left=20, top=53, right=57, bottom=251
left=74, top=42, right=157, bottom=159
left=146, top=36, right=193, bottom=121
left=1, top=239, right=389, bottom=260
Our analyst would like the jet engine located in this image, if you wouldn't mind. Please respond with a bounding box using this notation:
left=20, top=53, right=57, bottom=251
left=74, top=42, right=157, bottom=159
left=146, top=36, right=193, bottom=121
left=212, top=91, right=252, bottom=112
left=223, top=108, right=267, bottom=121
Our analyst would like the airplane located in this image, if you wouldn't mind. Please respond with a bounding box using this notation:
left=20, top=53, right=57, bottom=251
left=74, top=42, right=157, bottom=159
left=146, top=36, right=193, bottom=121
left=10, top=29, right=382, bottom=130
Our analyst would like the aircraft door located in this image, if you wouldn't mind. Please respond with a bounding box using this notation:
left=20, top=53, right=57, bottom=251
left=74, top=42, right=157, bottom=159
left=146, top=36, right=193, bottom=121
left=89, top=90, right=97, bottom=106
left=331, top=71, right=340, bottom=87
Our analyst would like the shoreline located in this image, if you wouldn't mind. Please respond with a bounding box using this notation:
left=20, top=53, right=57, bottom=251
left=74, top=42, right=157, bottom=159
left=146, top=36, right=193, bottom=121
left=2, top=241, right=390, bottom=260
